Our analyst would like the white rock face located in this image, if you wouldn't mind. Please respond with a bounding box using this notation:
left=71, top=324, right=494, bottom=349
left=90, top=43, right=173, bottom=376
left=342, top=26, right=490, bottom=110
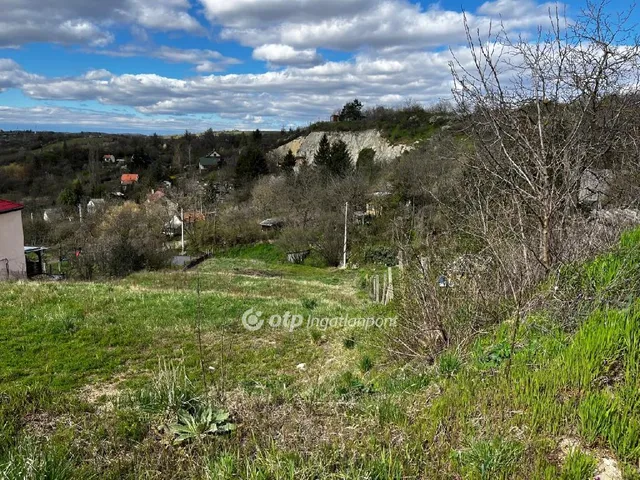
left=271, top=130, right=412, bottom=164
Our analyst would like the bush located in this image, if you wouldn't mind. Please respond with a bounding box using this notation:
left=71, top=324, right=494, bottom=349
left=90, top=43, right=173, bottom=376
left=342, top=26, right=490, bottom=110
left=354, top=244, right=398, bottom=266
left=215, top=207, right=264, bottom=247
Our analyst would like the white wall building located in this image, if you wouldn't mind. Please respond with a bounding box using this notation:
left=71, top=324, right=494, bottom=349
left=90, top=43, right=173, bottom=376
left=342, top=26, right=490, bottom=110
left=0, top=199, right=26, bottom=280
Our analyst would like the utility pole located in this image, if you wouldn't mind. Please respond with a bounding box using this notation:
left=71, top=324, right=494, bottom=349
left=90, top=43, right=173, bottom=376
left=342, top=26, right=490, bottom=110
left=342, top=201, right=348, bottom=269
left=181, top=208, right=185, bottom=255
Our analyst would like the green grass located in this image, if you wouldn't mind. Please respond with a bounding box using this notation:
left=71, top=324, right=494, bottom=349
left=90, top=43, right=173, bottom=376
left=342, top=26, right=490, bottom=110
left=1, top=230, right=640, bottom=478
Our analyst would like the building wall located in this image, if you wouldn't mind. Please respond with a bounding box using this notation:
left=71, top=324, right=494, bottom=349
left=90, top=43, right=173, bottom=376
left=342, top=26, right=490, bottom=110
left=0, top=210, right=26, bottom=280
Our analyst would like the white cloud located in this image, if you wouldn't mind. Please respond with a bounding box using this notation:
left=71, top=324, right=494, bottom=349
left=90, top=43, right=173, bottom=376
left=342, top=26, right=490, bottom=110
left=87, top=45, right=241, bottom=72
left=0, top=0, right=202, bottom=48
left=252, top=44, right=322, bottom=67
left=0, top=59, right=40, bottom=92
left=7, top=48, right=466, bottom=128
left=201, top=0, right=564, bottom=53
left=0, top=105, right=217, bottom=133
left=0, top=0, right=572, bottom=131
left=199, top=0, right=371, bottom=28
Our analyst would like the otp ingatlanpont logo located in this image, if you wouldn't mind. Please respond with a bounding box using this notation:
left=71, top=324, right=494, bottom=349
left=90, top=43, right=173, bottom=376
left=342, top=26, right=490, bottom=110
left=241, top=308, right=264, bottom=331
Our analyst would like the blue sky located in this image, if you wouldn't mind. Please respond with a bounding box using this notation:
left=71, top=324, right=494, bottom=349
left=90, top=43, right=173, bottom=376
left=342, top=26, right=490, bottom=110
left=0, top=0, right=635, bottom=133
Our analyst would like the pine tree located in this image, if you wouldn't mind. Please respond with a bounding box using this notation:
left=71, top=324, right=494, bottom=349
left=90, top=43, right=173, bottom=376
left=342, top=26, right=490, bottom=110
left=235, top=145, right=268, bottom=186
left=282, top=149, right=296, bottom=172
left=328, top=140, right=352, bottom=177
left=314, top=134, right=332, bottom=170
left=339, top=99, right=364, bottom=121
left=356, top=147, right=377, bottom=178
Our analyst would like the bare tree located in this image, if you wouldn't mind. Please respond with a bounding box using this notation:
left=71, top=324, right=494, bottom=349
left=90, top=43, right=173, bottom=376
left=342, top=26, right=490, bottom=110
left=450, top=2, right=640, bottom=270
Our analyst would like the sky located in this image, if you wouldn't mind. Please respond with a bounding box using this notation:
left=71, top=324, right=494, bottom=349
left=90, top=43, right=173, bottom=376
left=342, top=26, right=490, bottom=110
left=0, top=0, right=632, bottom=134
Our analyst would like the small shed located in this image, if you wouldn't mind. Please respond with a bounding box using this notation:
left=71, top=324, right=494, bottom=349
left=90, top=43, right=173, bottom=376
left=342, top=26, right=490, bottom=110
left=183, top=211, right=205, bottom=224
left=87, top=198, right=106, bottom=214
left=287, top=250, right=310, bottom=264
left=24, top=246, right=47, bottom=277
left=260, top=218, right=284, bottom=231
left=43, top=207, right=63, bottom=223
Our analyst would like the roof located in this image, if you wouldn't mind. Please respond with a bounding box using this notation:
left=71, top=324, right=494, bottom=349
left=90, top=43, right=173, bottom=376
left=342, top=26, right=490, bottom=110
left=121, top=173, right=139, bottom=183
left=183, top=211, right=205, bottom=223
left=0, top=199, right=24, bottom=214
left=146, top=190, right=166, bottom=202
left=88, top=198, right=105, bottom=205
left=24, top=246, right=48, bottom=254
left=199, top=156, right=222, bottom=167
left=260, top=218, right=284, bottom=227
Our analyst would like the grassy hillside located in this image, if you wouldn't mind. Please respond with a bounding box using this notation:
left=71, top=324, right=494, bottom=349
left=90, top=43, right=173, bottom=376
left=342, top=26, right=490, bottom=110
left=1, top=233, right=640, bottom=478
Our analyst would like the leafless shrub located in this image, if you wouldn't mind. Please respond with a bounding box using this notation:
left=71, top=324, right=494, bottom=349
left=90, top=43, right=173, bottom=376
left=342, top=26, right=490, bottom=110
left=388, top=244, right=512, bottom=362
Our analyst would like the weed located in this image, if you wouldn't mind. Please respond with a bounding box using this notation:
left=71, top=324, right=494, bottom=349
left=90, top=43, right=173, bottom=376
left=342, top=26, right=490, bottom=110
left=377, top=399, right=407, bottom=426
left=309, top=328, right=324, bottom=344
left=206, top=454, right=237, bottom=479
left=359, top=355, right=374, bottom=373
left=301, top=298, right=318, bottom=310
left=334, top=371, right=373, bottom=399
left=454, top=438, right=523, bottom=480
left=438, top=352, right=462, bottom=377
left=169, top=405, right=235, bottom=444
left=477, top=341, right=511, bottom=369
left=343, top=335, right=356, bottom=349
left=560, top=450, right=597, bottom=480
left=115, top=409, right=149, bottom=443
left=124, top=359, right=199, bottom=414
left=0, top=439, right=74, bottom=479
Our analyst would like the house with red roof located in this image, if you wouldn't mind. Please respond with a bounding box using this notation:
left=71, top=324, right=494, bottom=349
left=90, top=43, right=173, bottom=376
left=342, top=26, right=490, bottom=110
left=121, top=173, right=139, bottom=186
left=120, top=173, right=140, bottom=193
left=0, top=199, right=27, bottom=279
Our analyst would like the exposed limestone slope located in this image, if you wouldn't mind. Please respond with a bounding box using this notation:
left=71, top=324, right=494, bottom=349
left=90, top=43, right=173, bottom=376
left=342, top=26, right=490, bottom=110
left=271, top=130, right=413, bottom=164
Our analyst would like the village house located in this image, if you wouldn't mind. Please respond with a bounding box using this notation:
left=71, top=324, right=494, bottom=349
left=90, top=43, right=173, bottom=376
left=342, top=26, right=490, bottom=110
left=121, top=173, right=139, bottom=186
left=198, top=151, right=223, bottom=171
left=103, top=154, right=116, bottom=163
left=0, top=199, right=26, bottom=280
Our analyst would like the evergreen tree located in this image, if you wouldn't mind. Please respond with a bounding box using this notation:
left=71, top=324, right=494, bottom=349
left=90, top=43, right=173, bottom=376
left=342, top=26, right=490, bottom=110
left=339, top=99, right=364, bottom=121
left=356, top=147, right=377, bottom=179
left=58, top=179, right=84, bottom=206
left=329, top=140, right=353, bottom=177
left=282, top=149, right=296, bottom=172
left=203, top=128, right=216, bottom=150
left=235, top=145, right=268, bottom=186
left=314, top=134, right=332, bottom=170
